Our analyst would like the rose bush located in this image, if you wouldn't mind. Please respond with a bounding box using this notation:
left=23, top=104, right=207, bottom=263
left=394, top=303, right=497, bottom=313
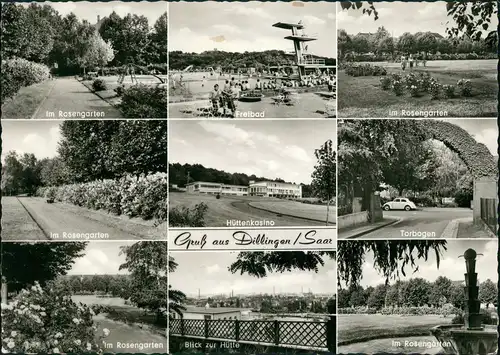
left=1, top=282, right=109, bottom=354
left=443, top=84, right=456, bottom=98
left=36, top=172, right=168, bottom=223
left=457, top=79, right=472, bottom=97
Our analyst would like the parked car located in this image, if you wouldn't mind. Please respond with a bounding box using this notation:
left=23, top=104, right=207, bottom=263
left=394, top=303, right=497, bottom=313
left=382, top=198, right=417, bottom=211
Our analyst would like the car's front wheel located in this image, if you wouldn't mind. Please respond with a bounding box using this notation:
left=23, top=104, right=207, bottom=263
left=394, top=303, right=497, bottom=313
left=404, top=205, right=411, bottom=211
left=383, top=205, right=390, bottom=211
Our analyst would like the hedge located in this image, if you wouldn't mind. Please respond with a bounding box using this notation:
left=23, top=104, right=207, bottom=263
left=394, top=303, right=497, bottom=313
left=1, top=58, right=51, bottom=103
left=36, top=173, right=168, bottom=223
left=338, top=305, right=461, bottom=316
left=118, top=84, right=168, bottom=118
left=345, top=63, right=387, bottom=77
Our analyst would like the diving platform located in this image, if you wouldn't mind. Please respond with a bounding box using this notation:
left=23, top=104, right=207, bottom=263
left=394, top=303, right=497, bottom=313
left=273, top=22, right=305, bottom=30
left=284, top=35, right=317, bottom=42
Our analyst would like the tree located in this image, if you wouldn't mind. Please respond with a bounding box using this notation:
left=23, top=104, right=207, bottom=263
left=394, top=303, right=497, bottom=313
left=2, top=242, right=87, bottom=294
left=403, top=278, right=432, bottom=307
left=1, top=151, right=24, bottom=195
left=351, top=34, right=371, bottom=54
left=338, top=288, right=351, bottom=308
left=479, top=279, right=497, bottom=308
left=337, top=29, right=352, bottom=60
left=79, top=30, right=114, bottom=73
left=349, top=285, right=366, bottom=307
left=148, top=12, right=168, bottom=64
left=337, top=240, right=447, bottom=288
left=366, top=284, right=387, bottom=309
left=385, top=280, right=406, bottom=307
left=340, top=1, right=497, bottom=44
left=311, top=140, right=336, bottom=225
left=397, top=32, right=416, bottom=54
left=449, top=283, right=465, bottom=310
left=119, top=242, right=171, bottom=323
left=415, top=32, right=438, bottom=54
left=378, top=37, right=394, bottom=56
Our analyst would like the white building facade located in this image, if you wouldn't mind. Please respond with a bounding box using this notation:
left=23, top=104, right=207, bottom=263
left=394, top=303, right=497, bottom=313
left=186, top=181, right=248, bottom=196
left=172, top=305, right=244, bottom=320
left=248, top=180, right=302, bottom=198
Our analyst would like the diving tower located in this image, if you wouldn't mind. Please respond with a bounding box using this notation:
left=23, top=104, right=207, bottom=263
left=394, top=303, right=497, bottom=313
left=272, top=21, right=334, bottom=79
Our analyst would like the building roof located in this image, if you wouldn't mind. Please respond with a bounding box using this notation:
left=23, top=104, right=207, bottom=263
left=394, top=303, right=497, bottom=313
left=184, top=306, right=248, bottom=315
left=250, top=180, right=300, bottom=186
left=186, top=181, right=247, bottom=188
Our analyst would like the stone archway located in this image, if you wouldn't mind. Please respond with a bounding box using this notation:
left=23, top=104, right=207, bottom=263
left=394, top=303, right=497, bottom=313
left=422, top=120, right=497, bottom=228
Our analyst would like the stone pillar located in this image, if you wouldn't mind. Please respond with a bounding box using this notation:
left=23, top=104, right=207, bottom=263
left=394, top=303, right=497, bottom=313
left=369, top=193, right=383, bottom=223
left=472, top=177, right=498, bottom=224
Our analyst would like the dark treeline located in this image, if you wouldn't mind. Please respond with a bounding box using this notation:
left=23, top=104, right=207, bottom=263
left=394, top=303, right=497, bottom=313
left=169, top=162, right=312, bottom=195
left=52, top=274, right=133, bottom=299
left=169, top=50, right=336, bottom=71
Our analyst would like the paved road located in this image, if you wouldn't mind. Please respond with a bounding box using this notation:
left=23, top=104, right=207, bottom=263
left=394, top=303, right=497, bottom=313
left=32, top=77, right=122, bottom=119
left=362, top=208, right=473, bottom=239
left=17, top=198, right=151, bottom=240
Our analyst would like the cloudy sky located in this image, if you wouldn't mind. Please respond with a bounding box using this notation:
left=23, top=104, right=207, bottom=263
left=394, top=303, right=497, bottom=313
left=22, top=1, right=167, bottom=26
left=169, top=120, right=337, bottom=185
left=1, top=121, right=61, bottom=163
left=67, top=242, right=136, bottom=275
left=338, top=1, right=498, bottom=37
left=340, top=240, right=498, bottom=289
left=446, top=119, right=497, bottom=156
left=170, top=252, right=336, bottom=297
left=170, top=1, right=336, bottom=58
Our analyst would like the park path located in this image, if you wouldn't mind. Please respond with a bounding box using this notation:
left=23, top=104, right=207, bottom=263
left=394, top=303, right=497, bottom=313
left=16, top=197, right=157, bottom=240
left=94, top=314, right=168, bottom=353
left=32, top=77, right=122, bottom=119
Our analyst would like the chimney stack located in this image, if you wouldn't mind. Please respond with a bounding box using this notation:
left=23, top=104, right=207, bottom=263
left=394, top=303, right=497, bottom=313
left=97, top=15, right=101, bottom=23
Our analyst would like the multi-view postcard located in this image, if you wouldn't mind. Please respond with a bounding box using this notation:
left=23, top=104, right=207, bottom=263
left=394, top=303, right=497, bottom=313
left=168, top=1, right=337, bottom=119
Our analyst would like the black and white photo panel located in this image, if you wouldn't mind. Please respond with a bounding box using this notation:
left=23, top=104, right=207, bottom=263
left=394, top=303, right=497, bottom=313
left=1, top=120, right=168, bottom=241
left=337, top=118, right=498, bottom=240
left=169, top=250, right=336, bottom=354
left=169, top=1, right=337, bottom=119
left=1, top=241, right=169, bottom=354
left=336, top=239, right=498, bottom=354
left=337, top=1, right=498, bottom=118
left=1, top=2, right=169, bottom=119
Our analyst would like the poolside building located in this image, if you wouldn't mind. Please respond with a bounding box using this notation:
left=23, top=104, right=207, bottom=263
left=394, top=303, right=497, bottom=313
left=248, top=180, right=302, bottom=198
left=171, top=305, right=248, bottom=320
left=186, top=181, right=248, bottom=196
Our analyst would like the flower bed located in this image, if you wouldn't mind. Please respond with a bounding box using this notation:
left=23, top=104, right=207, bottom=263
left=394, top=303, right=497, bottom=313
left=1, top=282, right=109, bottom=354
left=1, top=58, right=51, bottom=104
left=378, top=72, right=473, bottom=100
left=36, top=173, right=168, bottom=223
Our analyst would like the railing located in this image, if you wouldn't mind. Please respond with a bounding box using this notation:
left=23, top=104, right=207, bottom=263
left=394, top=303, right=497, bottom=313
left=480, top=198, right=498, bottom=234
left=170, top=318, right=334, bottom=351
left=299, top=58, right=326, bottom=66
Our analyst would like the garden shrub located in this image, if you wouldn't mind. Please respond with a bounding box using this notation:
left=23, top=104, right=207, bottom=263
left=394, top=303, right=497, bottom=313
left=380, top=76, right=391, bottom=90
left=345, top=64, right=387, bottom=77
left=392, top=79, right=404, bottom=96
left=443, top=84, right=456, bottom=98
left=429, top=79, right=441, bottom=99
left=114, top=84, right=125, bottom=97
left=339, top=305, right=462, bottom=316
left=454, top=189, right=473, bottom=208
left=1, top=282, right=109, bottom=354
left=118, top=85, right=168, bottom=118
left=1, top=58, right=50, bottom=103
left=169, top=202, right=209, bottom=227
left=457, top=79, right=472, bottom=97
left=412, top=195, right=436, bottom=207
left=35, top=172, right=168, bottom=223
left=92, top=78, right=107, bottom=92
left=452, top=309, right=497, bottom=325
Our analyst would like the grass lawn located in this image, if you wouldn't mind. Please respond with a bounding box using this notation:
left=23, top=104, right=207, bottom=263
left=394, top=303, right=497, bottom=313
left=249, top=200, right=335, bottom=224
left=1, top=197, right=45, bottom=240
left=1, top=80, right=55, bottom=119
left=338, top=59, right=498, bottom=118
left=337, top=314, right=450, bottom=345
left=169, top=192, right=327, bottom=227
